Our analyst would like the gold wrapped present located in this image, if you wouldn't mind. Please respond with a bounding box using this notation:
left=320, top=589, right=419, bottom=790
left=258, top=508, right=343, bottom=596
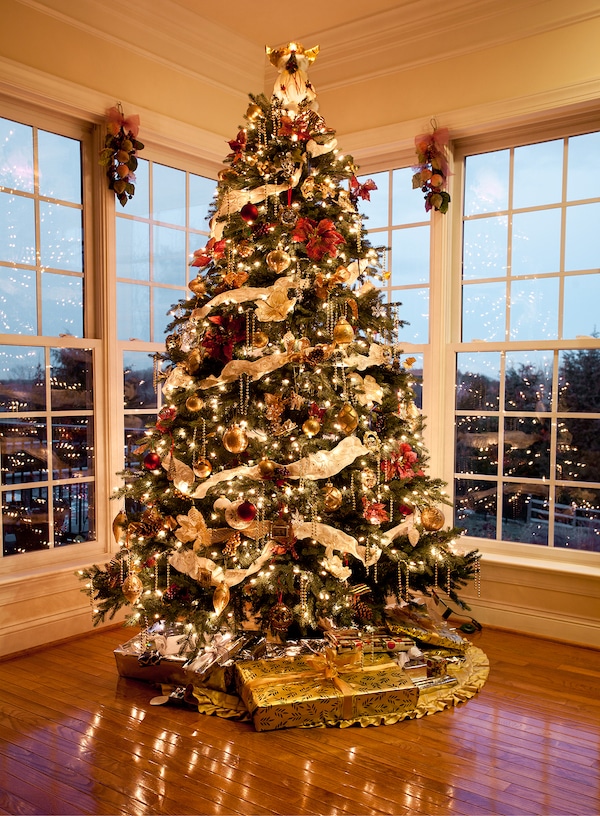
left=324, top=628, right=415, bottom=655
left=235, top=648, right=419, bottom=732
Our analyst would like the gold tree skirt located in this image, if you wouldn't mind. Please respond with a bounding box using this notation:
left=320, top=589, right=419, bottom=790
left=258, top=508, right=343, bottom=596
left=183, top=644, right=489, bottom=729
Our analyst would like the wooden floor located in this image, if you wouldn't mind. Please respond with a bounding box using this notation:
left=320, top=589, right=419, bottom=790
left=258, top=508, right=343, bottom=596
left=0, top=626, right=598, bottom=816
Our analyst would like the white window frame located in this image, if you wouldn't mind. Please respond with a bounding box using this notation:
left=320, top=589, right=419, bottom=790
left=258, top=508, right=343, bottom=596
left=445, top=114, right=600, bottom=573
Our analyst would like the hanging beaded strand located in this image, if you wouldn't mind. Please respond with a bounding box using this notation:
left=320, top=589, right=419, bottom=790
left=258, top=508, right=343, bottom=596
left=475, top=554, right=481, bottom=596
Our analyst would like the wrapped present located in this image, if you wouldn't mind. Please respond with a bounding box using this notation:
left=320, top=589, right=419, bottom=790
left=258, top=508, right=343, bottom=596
left=324, top=628, right=415, bottom=655
left=114, top=623, right=193, bottom=685
left=385, top=603, right=468, bottom=652
left=235, top=648, right=418, bottom=731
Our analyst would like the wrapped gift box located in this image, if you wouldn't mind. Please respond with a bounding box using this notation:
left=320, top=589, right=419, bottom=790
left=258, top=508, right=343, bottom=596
left=234, top=650, right=419, bottom=732
left=114, top=625, right=192, bottom=685
left=324, top=628, right=415, bottom=655
left=115, top=626, right=263, bottom=686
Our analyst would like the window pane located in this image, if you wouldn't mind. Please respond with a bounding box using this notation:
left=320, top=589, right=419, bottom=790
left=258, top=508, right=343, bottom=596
left=189, top=174, right=216, bottom=232
left=454, top=478, right=497, bottom=538
left=513, top=140, right=563, bottom=209
left=502, top=484, right=549, bottom=546
left=392, top=167, right=428, bottom=225
left=563, top=274, right=600, bottom=339
left=124, top=351, right=157, bottom=410
left=354, top=170, right=387, bottom=230
left=463, top=216, right=508, bottom=279
left=153, top=164, right=186, bottom=226
left=456, top=352, right=501, bottom=411
left=39, top=202, right=83, bottom=272
left=567, top=132, right=600, bottom=201
left=511, top=209, right=561, bottom=276
left=54, top=482, right=94, bottom=546
left=554, top=486, right=600, bottom=551
left=504, top=416, right=550, bottom=478
left=394, top=288, right=428, bottom=343
left=462, top=281, right=506, bottom=342
left=505, top=351, right=553, bottom=412
left=117, top=282, right=150, bottom=342
left=404, top=353, right=423, bottom=409
left=2, top=486, right=49, bottom=555
left=153, top=225, right=186, bottom=285
left=509, top=277, right=559, bottom=341
left=0, top=193, right=36, bottom=265
left=391, top=226, right=429, bottom=285
left=565, top=202, right=600, bottom=271
left=38, top=131, right=81, bottom=204
left=116, top=219, right=150, bottom=280
left=0, top=345, right=45, bottom=411
left=464, top=149, right=509, bottom=216
left=455, top=416, right=499, bottom=475
left=123, top=158, right=149, bottom=219
left=557, top=418, right=600, bottom=482
left=558, top=348, right=600, bottom=412
left=0, top=267, right=36, bottom=334
left=50, top=347, right=93, bottom=410
left=0, top=118, right=33, bottom=192
left=41, top=273, right=83, bottom=338
left=0, top=417, right=48, bottom=484
left=52, top=417, right=94, bottom=478
left=153, top=287, right=180, bottom=342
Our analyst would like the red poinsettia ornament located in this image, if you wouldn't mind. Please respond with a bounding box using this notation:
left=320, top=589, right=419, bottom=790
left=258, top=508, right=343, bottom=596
left=293, top=217, right=345, bottom=261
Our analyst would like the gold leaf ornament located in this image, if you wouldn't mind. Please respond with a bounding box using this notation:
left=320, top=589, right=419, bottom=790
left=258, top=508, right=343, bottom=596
left=254, top=288, right=296, bottom=322
left=213, top=581, right=230, bottom=615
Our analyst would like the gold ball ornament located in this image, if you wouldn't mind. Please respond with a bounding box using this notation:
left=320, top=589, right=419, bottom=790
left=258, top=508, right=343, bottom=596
left=337, top=403, right=359, bottom=435
left=185, top=395, right=204, bottom=412
left=322, top=482, right=343, bottom=512
left=213, top=581, right=230, bottom=615
left=266, top=249, right=292, bottom=274
left=222, top=424, right=248, bottom=454
left=253, top=330, right=269, bottom=349
left=302, top=417, right=321, bottom=438
left=185, top=348, right=204, bottom=374
left=258, top=458, right=278, bottom=479
left=189, top=277, right=207, bottom=296
left=193, top=458, right=212, bottom=479
left=270, top=601, right=294, bottom=633
left=332, top=316, right=354, bottom=345
left=121, top=573, right=143, bottom=604
left=246, top=102, right=263, bottom=121
left=420, top=507, right=446, bottom=531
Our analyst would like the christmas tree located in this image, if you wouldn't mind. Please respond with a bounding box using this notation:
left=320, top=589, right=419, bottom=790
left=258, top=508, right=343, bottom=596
left=82, top=43, right=479, bottom=645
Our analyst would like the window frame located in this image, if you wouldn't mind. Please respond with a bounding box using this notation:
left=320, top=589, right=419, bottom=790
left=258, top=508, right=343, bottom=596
left=446, top=114, right=600, bottom=570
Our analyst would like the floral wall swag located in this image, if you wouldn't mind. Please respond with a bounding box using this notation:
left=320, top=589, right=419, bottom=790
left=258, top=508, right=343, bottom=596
left=99, top=104, right=144, bottom=207
left=412, top=122, right=451, bottom=214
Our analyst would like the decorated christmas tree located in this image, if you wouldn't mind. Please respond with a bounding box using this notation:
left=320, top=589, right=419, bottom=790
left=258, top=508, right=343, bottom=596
left=82, top=43, right=479, bottom=647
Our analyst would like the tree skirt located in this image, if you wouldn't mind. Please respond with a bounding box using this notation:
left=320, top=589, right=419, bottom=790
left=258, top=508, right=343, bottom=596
left=182, top=644, right=489, bottom=729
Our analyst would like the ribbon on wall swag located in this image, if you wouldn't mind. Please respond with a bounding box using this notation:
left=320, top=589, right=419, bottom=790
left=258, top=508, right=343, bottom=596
left=99, top=103, right=144, bottom=207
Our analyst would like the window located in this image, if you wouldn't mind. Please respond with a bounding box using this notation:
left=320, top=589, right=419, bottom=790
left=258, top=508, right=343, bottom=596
left=117, top=156, right=216, bottom=465
left=454, top=131, right=600, bottom=552
left=360, top=168, right=430, bottom=408
left=0, top=112, right=98, bottom=561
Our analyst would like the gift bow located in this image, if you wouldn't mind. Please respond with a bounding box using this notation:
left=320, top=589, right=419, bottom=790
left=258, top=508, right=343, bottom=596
left=186, top=632, right=235, bottom=674
left=244, top=648, right=396, bottom=720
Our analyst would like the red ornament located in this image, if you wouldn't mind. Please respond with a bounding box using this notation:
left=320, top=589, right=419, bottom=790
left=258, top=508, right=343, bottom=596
left=143, top=452, right=162, bottom=471
left=237, top=500, right=257, bottom=523
left=240, top=203, right=258, bottom=223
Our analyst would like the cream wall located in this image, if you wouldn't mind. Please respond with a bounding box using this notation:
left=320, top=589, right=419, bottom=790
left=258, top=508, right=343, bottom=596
left=0, top=1, right=599, bottom=656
